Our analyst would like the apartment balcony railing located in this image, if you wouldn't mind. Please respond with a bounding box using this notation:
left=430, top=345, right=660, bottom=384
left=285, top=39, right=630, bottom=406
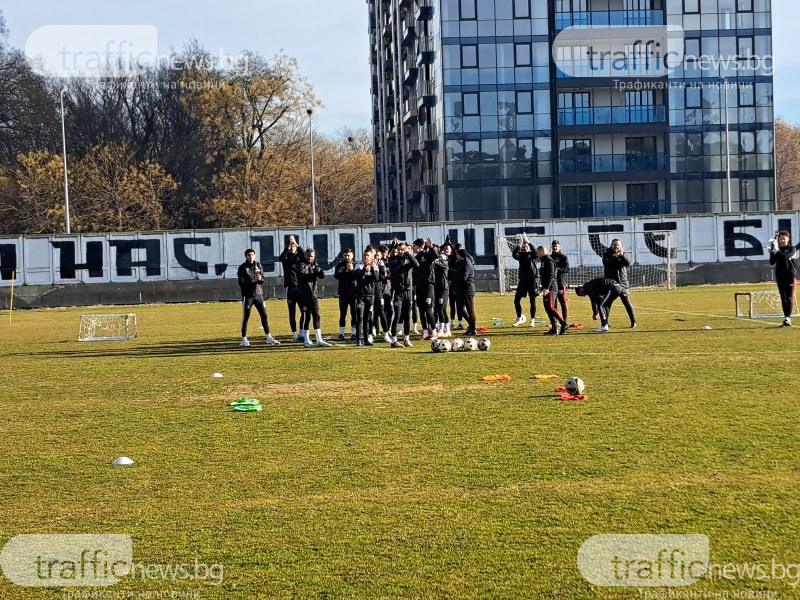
left=555, top=10, right=664, bottom=31
left=559, top=153, right=667, bottom=174
left=557, top=105, right=667, bottom=126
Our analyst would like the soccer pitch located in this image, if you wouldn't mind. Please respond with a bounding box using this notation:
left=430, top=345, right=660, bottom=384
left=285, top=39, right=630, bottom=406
left=1, top=285, right=799, bottom=599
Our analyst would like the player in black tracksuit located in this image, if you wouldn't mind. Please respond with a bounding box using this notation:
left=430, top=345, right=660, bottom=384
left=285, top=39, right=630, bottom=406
left=452, top=245, right=478, bottom=336
left=443, top=244, right=465, bottom=329
left=279, top=236, right=304, bottom=341
left=412, top=238, right=439, bottom=339
left=354, top=248, right=382, bottom=346
left=551, top=240, right=570, bottom=326
left=602, top=238, right=637, bottom=328
left=433, top=248, right=451, bottom=336
left=333, top=249, right=358, bottom=341
left=512, top=240, right=540, bottom=327
left=379, top=246, right=394, bottom=341
left=574, top=278, right=624, bottom=332
left=237, top=248, right=279, bottom=347
left=388, top=242, right=419, bottom=347
left=537, top=246, right=567, bottom=335
left=296, top=248, right=331, bottom=348
left=373, top=247, right=391, bottom=341
left=769, top=230, right=798, bottom=327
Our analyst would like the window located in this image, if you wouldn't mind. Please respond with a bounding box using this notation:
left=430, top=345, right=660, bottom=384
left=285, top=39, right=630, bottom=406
left=463, top=93, right=479, bottom=115
left=737, top=0, right=753, bottom=12
left=560, top=186, right=594, bottom=218
left=739, top=84, right=755, bottom=106
left=461, top=45, right=478, bottom=68
left=686, top=87, right=702, bottom=108
left=517, top=91, right=533, bottom=114
left=460, top=0, right=477, bottom=20
left=514, top=0, right=531, bottom=18
left=685, top=38, right=701, bottom=60
left=684, top=0, right=700, bottom=13
left=515, top=43, right=532, bottom=66
left=737, top=36, right=754, bottom=58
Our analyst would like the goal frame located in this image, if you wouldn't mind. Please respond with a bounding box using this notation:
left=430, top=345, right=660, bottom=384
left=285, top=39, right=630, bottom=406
left=734, top=291, right=799, bottom=319
left=497, top=231, right=676, bottom=294
left=78, top=313, right=138, bottom=342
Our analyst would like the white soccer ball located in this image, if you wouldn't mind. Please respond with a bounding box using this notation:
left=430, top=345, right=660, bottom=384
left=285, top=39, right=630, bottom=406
left=464, top=338, right=478, bottom=351
left=565, top=376, right=586, bottom=395
left=451, top=338, right=464, bottom=352
left=431, top=339, right=442, bottom=353
left=478, top=337, right=491, bottom=351
left=439, top=339, right=451, bottom=353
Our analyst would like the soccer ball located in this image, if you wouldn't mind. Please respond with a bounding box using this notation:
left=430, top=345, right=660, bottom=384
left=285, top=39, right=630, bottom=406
left=565, top=376, right=586, bottom=395
left=451, top=338, right=464, bottom=352
left=431, top=339, right=442, bottom=353
left=439, top=339, right=451, bottom=353
left=478, top=337, right=491, bottom=351
left=464, top=338, right=479, bottom=351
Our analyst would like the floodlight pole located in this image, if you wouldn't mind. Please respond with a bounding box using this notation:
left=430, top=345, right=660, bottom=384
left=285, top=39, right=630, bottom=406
left=307, top=108, right=317, bottom=227
left=60, top=87, right=72, bottom=234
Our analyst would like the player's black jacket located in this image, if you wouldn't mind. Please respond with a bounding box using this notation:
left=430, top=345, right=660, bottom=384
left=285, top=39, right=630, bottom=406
left=375, top=259, right=390, bottom=297
left=334, top=262, right=357, bottom=298
left=389, top=254, right=419, bottom=292
left=551, top=250, right=569, bottom=288
left=512, top=247, right=539, bottom=285
left=602, top=250, right=631, bottom=289
left=433, top=256, right=450, bottom=290
left=539, top=254, right=558, bottom=290
left=279, top=246, right=304, bottom=288
left=770, top=245, right=798, bottom=282
left=412, top=247, right=438, bottom=286
left=237, top=261, right=265, bottom=298
left=581, top=278, right=623, bottom=314
left=452, top=252, right=475, bottom=290
left=296, top=259, right=325, bottom=299
left=355, top=263, right=381, bottom=299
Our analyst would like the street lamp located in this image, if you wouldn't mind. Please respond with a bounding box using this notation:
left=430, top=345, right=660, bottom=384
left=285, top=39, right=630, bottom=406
left=59, top=87, right=71, bottom=234
left=307, top=108, right=317, bottom=226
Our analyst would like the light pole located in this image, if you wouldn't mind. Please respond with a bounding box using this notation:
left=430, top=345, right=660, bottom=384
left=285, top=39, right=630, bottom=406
left=722, top=78, right=733, bottom=212
left=59, top=87, right=72, bottom=234
left=307, top=108, right=317, bottom=226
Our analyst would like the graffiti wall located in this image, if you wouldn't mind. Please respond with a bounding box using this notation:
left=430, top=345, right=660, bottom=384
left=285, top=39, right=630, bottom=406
left=0, top=212, right=797, bottom=286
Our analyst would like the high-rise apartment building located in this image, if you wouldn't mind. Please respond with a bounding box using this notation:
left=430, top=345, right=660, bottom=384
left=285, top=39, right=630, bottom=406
left=366, top=0, right=774, bottom=223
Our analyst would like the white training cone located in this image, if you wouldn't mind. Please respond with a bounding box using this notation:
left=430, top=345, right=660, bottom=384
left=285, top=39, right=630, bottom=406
left=703, top=326, right=712, bottom=330
left=112, top=457, right=134, bottom=466
left=211, top=372, right=223, bottom=379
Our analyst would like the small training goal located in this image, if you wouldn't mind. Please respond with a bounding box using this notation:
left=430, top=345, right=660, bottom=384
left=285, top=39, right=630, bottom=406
left=734, top=291, right=799, bottom=319
left=78, top=313, right=138, bottom=342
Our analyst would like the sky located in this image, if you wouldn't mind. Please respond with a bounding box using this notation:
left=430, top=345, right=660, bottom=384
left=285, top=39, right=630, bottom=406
left=2, top=0, right=799, bottom=133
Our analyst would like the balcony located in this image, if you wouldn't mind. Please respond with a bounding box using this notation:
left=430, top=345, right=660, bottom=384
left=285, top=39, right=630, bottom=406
left=422, top=169, right=439, bottom=193
left=417, top=35, right=435, bottom=65
left=559, top=153, right=667, bottom=175
left=405, top=178, right=422, bottom=201
left=403, top=62, right=418, bottom=86
left=416, top=0, right=434, bottom=21
left=555, top=10, right=664, bottom=31
left=417, top=80, right=436, bottom=108
left=557, top=105, right=667, bottom=127
left=419, top=122, right=438, bottom=152
left=402, top=14, right=417, bottom=46
left=403, top=101, right=419, bottom=125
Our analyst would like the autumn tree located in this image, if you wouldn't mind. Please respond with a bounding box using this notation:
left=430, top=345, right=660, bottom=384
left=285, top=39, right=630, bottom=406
left=71, top=143, right=177, bottom=232
left=775, top=118, right=800, bottom=210
left=0, top=151, right=65, bottom=234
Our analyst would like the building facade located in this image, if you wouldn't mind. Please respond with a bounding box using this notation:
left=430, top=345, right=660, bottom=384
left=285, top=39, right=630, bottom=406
left=366, top=0, right=774, bottom=223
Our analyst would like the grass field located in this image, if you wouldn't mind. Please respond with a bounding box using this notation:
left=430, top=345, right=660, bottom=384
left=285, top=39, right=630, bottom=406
left=1, top=285, right=799, bottom=600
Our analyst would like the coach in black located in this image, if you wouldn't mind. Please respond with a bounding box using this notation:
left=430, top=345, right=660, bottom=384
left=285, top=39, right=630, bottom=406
left=602, top=238, right=637, bottom=328
left=237, top=249, right=280, bottom=347
left=551, top=240, right=570, bottom=325
left=279, top=235, right=304, bottom=341
left=769, top=230, right=797, bottom=327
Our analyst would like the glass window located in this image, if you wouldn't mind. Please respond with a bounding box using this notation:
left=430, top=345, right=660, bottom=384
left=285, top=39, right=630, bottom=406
left=461, top=45, right=478, bottom=68
left=686, top=87, right=702, bottom=108
left=739, top=83, right=754, bottom=106
left=515, top=43, right=532, bottom=66
left=738, top=36, right=754, bottom=58
left=738, top=0, right=753, bottom=11
left=514, top=0, right=531, bottom=18
left=685, top=0, right=700, bottom=12
left=460, top=0, right=477, bottom=20
left=463, top=93, right=480, bottom=115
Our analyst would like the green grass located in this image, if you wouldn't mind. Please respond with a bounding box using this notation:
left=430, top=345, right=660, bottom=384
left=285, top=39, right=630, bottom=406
left=1, top=285, right=799, bottom=599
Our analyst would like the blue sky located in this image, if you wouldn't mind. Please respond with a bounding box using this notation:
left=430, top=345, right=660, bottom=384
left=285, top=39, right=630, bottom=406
left=2, top=0, right=798, bottom=133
